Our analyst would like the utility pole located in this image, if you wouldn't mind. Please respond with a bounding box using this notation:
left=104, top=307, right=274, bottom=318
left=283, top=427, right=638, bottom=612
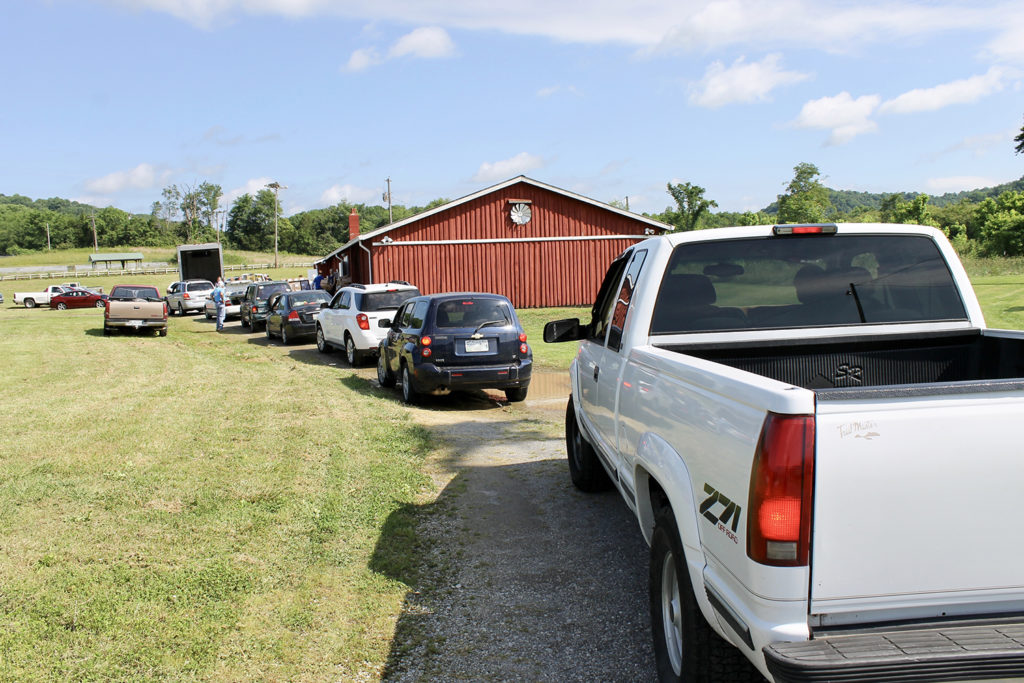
left=215, top=209, right=225, bottom=244
left=266, top=182, right=286, bottom=268
left=383, top=177, right=393, bottom=224
left=90, top=211, right=98, bottom=252
left=46, top=222, right=51, bottom=251
left=625, top=196, right=630, bottom=212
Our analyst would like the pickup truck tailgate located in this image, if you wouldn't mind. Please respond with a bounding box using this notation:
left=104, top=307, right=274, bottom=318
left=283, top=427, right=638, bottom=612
left=108, top=301, right=165, bottom=319
left=811, top=387, right=1024, bottom=625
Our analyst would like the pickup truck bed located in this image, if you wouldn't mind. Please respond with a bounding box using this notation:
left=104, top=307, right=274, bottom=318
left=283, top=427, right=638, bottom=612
left=669, top=328, right=1024, bottom=392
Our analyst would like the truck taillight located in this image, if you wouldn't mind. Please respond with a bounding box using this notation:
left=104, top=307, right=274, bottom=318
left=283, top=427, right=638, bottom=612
left=357, top=313, right=369, bottom=330
left=163, top=302, right=168, bottom=318
left=747, top=413, right=814, bottom=567
left=104, top=301, right=109, bottom=319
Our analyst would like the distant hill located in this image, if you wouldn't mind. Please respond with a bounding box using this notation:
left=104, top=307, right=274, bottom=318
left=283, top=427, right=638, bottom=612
left=762, top=175, right=1024, bottom=214
left=0, top=193, right=96, bottom=216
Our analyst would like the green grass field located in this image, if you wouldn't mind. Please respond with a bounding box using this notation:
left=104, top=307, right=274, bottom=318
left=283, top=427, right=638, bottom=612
left=0, top=303, right=435, bottom=680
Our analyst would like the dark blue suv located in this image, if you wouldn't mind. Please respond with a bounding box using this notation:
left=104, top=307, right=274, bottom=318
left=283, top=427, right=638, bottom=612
left=376, top=292, right=532, bottom=404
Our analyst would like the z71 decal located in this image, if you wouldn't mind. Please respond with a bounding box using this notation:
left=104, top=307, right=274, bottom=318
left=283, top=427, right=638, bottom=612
left=701, top=483, right=741, bottom=544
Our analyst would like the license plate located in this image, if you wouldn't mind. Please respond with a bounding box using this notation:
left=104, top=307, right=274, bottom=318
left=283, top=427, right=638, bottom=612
left=129, top=320, right=143, bottom=327
left=465, top=339, right=489, bottom=353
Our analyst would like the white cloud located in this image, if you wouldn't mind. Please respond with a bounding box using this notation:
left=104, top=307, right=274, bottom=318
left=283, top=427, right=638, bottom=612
left=320, top=183, right=379, bottom=205
left=471, top=152, right=545, bottom=183
left=84, top=163, right=163, bottom=194
left=792, top=92, right=880, bottom=145
left=223, top=177, right=275, bottom=206
left=344, top=47, right=381, bottom=72
left=926, top=176, right=1003, bottom=194
left=344, top=27, right=454, bottom=72
left=880, top=67, right=1009, bottom=115
left=690, top=54, right=809, bottom=108
left=388, top=26, right=455, bottom=59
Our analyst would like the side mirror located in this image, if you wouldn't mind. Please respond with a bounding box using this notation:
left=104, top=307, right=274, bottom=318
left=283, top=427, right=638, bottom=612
left=320, top=302, right=328, bottom=309
left=378, top=318, right=392, bottom=328
left=543, top=318, right=584, bottom=343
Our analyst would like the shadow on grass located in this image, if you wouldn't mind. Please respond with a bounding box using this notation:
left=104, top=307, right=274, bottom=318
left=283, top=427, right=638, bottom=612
left=370, top=455, right=658, bottom=681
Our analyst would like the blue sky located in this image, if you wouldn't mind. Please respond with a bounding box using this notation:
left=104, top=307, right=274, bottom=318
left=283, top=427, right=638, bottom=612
left=2, top=0, right=1023, bottom=217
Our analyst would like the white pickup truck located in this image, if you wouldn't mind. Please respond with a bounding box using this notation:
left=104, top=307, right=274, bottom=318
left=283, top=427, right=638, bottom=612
left=544, top=223, right=1024, bottom=682
left=14, top=285, right=66, bottom=308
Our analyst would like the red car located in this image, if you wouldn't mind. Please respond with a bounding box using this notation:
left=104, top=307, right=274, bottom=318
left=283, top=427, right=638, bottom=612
left=50, top=288, right=108, bottom=310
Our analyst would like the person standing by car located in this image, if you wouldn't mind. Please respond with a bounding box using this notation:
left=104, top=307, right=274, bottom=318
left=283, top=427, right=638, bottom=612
left=212, top=278, right=228, bottom=332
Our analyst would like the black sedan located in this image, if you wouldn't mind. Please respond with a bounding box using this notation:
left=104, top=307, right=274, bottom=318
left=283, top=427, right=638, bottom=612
left=376, top=292, right=532, bottom=404
left=265, top=290, right=332, bottom=344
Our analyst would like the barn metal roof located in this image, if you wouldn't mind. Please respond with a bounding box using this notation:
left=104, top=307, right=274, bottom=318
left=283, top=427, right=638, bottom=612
left=316, top=175, right=670, bottom=266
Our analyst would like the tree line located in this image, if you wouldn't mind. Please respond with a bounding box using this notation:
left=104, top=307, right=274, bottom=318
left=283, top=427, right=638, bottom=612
left=2, top=162, right=1024, bottom=258
left=650, top=163, right=1024, bottom=257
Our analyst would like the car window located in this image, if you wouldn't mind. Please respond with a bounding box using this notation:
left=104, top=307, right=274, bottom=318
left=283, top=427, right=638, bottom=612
left=434, top=298, right=512, bottom=329
left=256, top=283, right=290, bottom=300
left=188, top=282, right=213, bottom=292
left=397, top=303, right=414, bottom=328
left=608, top=249, right=648, bottom=352
left=649, top=234, right=967, bottom=333
left=590, top=252, right=631, bottom=345
left=410, top=300, right=429, bottom=328
left=339, top=291, right=351, bottom=309
left=363, top=288, right=421, bottom=312
left=290, top=291, right=331, bottom=306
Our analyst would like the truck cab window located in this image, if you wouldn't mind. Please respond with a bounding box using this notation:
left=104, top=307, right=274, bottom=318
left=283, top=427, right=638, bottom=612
left=607, top=250, right=647, bottom=352
left=590, top=252, right=632, bottom=345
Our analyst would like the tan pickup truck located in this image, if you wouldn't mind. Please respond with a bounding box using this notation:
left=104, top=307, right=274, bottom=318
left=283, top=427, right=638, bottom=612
left=104, top=284, right=168, bottom=336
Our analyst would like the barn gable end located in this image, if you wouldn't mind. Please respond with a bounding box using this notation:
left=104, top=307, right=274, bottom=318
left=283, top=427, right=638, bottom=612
left=317, top=176, right=668, bottom=308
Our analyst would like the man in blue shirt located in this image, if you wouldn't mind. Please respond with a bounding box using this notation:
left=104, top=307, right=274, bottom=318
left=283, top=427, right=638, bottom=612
left=212, top=278, right=228, bottom=332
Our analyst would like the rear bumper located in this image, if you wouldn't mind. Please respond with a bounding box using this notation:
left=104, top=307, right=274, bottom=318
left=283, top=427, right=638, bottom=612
left=283, top=321, right=317, bottom=338
left=764, top=621, right=1024, bottom=682
left=105, top=318, right=167, bottom=329
left=412, top=360, right=532, bottom=394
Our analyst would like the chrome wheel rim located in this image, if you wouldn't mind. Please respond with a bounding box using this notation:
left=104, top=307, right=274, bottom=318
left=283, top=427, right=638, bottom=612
left=316, top=328, right=325, bottom=351
left=661, top=551, right=684, bottom=676
left=402, top=367, right=411, bottom=401
left=346, top=338, right=355, bottom=365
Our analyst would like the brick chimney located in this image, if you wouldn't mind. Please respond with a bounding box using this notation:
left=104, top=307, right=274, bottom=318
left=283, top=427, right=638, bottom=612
left=348, top=207, right=360, bottom=241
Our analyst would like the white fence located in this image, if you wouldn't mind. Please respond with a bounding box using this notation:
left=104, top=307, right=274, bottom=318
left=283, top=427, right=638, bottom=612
left=0, top=263, right=315, bottom=281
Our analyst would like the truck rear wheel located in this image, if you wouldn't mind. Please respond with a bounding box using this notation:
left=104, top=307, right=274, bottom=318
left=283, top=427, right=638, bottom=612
left=650, top=505, right=761, bottom=682
left=24, top=298, right=36, bottom=309
left=565, top=397, right=612, bottom=492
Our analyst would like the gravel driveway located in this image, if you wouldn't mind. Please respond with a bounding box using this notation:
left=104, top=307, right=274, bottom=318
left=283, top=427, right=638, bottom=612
left=381, top=387, right=657, bottom=681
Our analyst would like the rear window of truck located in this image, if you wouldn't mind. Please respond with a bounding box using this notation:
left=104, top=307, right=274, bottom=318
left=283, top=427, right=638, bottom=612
left=651, top=234, right=967, bottom=333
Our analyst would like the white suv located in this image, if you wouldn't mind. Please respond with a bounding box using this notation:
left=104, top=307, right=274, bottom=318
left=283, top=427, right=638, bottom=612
left=316, top=281, right=420, bottom=365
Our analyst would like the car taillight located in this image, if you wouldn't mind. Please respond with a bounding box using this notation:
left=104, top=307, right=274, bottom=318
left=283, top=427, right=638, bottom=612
left=519, top=332, right=527, bottom=343
left=357, top=313, right=369, bottom=330
left=252, top=305, right=258, bottom=313
left=183, top=292, right=191, bottom=300
left=420, top=336, right=432, bottom=358
left=520, top=343, right=528, bottom=354
left=287, top=311, right=299, bottom=321
left=747, top=413, right=815, bottom=567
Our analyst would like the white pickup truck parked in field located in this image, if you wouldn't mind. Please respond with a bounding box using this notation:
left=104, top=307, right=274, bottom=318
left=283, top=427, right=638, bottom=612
left=544, top=223, right=1024, bottom=682
left=14, top=285, right=66, bottom=308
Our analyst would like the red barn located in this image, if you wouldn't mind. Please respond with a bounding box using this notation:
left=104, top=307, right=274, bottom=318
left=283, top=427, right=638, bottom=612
left=315, top=176, right=669, bottom=308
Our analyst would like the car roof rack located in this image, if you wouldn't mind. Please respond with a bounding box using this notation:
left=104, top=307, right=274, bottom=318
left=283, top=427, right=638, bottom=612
left=348, top=283, right=367, bottom=289
left=387, top=280, right=411, bottom=286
